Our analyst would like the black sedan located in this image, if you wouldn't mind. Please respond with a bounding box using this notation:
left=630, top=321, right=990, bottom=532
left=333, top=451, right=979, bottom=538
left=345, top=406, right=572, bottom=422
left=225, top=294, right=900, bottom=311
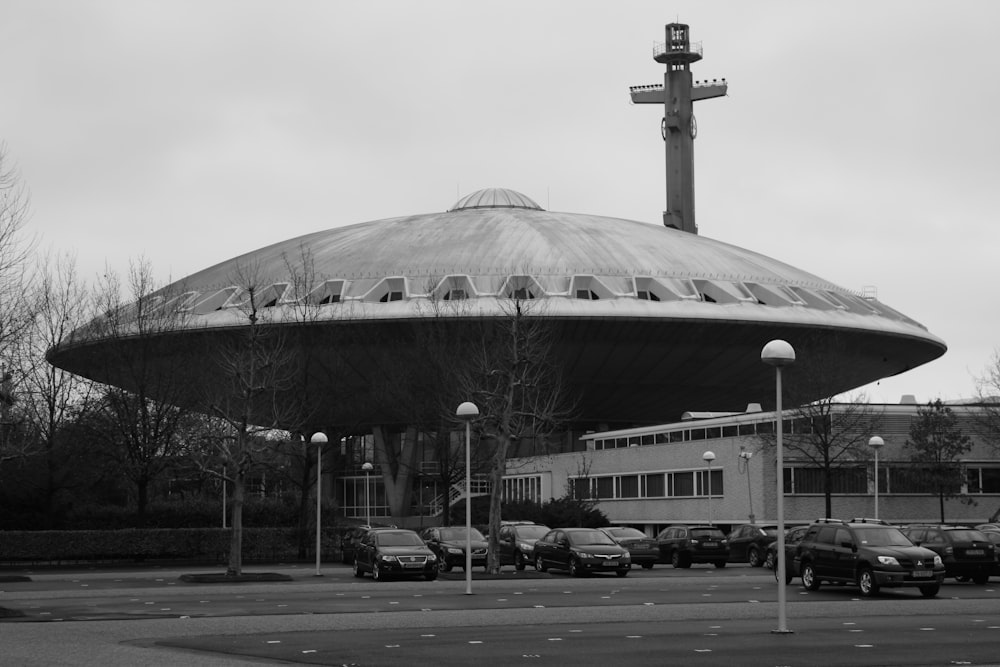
left=533, top=527, right=631, bottom=577
left=765, top=524, right=810, bottom=583
left=420, top=526, right=489, bottom=572
left=600, top=527, right=659, bottom=569
left=352, top=528, right=439, bottom=581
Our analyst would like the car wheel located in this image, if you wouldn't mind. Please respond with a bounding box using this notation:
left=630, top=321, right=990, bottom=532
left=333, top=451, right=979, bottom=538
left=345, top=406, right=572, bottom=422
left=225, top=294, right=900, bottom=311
left=784, top=568, right=794, bottom=585
left=641, top=562, right=654, bottom=570
left=972, top=573, right=989, bottom=585
left=919, top=583, right=940, bottom=597
left=764, top=551, right=776, bottom=571
left=352, top=559, right=365, bottom=578
left=372, top=561, right=384, bottom=582
left=857, top=567, right=879, bottom=597
left=714, top=561, right=727, bottom=569
left=425, top=572, right=438, bottom=582
left=801, top=563, right=821, bottom=590
left=514, top=551, right=527, bottom=571
left=616, top=569, right=628, bottom=577
left=748, top=547, right=762, bottom=568
left=438, top=558, right=452, bottom=573
left=568, top=557, right=583, bottom=577
left=535, top=554, right=548, bottom=573
left=670, top=551, right=682, bottom=568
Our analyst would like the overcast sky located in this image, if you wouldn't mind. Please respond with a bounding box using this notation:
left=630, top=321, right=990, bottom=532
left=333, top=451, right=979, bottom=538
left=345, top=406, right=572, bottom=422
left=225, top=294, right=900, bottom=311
left=3, top=1, right=998, bottom=406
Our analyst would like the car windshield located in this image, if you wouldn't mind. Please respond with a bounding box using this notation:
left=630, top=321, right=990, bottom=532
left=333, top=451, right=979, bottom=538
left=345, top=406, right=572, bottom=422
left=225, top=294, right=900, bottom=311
left=440, top=527, right=486, bottom=542
left=568, top=530, right=617, bottom=546
left=947, top=529, right=988, bottom=542
left=691, top=529, right=725, bottom=539
left=516, top=525, right=550, bottom=540
left=376, top=532, right=425, bottom=547
left=607, top=528, right=646, bottom=539
left=854, top=527, right=913, bottom=547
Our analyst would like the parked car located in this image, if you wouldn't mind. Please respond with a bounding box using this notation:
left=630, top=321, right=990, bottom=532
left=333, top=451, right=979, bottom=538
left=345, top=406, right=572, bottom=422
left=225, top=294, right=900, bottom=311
left=498, top=522, right=551, bottom=570
left=352, top=528, right=438, bottom=581
left=419, top=526, right=489, bottom=572
left=900, top=525, right=996, bottom=584
left=599, top=527, right=659, bottom=569
left=794, top=519, right=944, bottom=597
left=340, top=524, right=397, bottom=564
left=975, top=523, right=1000, bottom=533
left=765, top=524, right=810, bottom=583
left=533, top=527, right=631, bottom=577
left=656, top=525, right=729, bottom=568
left=728, top=523, right=780, bottom=567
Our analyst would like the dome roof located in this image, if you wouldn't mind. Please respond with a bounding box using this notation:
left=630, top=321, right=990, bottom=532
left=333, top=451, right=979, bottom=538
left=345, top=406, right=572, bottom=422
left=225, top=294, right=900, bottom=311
left=448, top=187, right=542, bottom=211
left=49, top=188, right=946, bottom=428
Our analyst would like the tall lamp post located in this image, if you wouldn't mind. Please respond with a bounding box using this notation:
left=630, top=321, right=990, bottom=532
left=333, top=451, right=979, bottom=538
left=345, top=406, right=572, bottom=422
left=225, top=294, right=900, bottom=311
left=702, top=451, right=716, bottom=525
left=762, top=339, right=795, bottom=634
left=362, top=461, right=374, bottom=526
left=456, top=401, right=479, bottom=596
left=739, top=447, right=755, bottom=523
left=868, top=436, right=884, bottom=520
left=309, top=432, right=328, bottom=577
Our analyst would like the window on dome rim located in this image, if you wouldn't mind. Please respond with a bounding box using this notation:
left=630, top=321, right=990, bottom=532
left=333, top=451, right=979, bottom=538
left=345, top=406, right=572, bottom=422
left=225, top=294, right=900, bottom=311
left=443, top=289, right=466, bottom=300
left=576, top=289, right=599, bottom=300
left=379, top=291, right=403, bottom=302
left=637, top=290, right=661, bottom=301
left=511, top=287, right=535, bottom=300
left=319, top=294, right=341, bottom=305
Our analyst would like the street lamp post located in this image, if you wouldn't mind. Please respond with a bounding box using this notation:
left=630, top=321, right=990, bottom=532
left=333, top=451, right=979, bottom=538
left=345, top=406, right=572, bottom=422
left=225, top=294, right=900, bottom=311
left=703, top=451, right=716, bottom=525
left=456, top=401, right=479, bottom=596
left=869, top=436, right=885, bottom=520
left=739, top=447, right=755, bottom=523
left=362, top=461, right=374, bottom=526
left=309, top=432, right=329, bottom=577
left=762, top=339, right=795, bottom=635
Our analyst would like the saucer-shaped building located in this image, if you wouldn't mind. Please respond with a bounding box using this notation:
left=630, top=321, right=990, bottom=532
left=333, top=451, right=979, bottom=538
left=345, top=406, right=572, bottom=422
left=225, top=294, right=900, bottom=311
left=48, top=188, right=946, bottom=431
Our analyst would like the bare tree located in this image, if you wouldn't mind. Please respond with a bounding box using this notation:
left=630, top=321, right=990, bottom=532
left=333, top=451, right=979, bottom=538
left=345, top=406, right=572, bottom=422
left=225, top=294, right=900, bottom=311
left=757, top=392, right=881, bottom=518
left=189, top=261, right=303, bottom=576
left=0, top=144, right=36, bottom=465
left=83, top=259, right=195, bottom=525
left=974, top=349, right=1000, bottom=521
left=458, top=293, right=575, bottom=573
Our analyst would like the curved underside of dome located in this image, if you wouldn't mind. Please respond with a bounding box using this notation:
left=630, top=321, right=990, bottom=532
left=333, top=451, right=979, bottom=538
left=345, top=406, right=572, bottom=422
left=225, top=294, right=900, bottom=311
left=49, top=189, right=946, bottom=429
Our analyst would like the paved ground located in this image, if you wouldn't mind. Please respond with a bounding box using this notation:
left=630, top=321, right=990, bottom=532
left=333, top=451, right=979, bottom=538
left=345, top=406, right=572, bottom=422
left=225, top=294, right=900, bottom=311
left=2, top=562, right=999, bottom=666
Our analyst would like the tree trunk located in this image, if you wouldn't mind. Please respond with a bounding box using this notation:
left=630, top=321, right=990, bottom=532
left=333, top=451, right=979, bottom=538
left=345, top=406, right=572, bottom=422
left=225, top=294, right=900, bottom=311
left=136, top=479, right=149, bottom=529
left=296, top=454, right=312, bottom=559
left=227, top=474, right=245, bottom=577
left=486, top=436, right=510, bottom=574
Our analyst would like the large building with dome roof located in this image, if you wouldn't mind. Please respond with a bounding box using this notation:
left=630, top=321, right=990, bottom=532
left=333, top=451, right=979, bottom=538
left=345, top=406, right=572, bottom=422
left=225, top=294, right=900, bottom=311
left=48, top=185, right=945, bottom=431
left=46, top=22, right=956, bottom=530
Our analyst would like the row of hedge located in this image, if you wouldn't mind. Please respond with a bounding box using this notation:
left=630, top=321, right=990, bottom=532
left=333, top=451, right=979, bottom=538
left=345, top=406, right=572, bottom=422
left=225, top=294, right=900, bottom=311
left=0, top=527, right=348, bottom=564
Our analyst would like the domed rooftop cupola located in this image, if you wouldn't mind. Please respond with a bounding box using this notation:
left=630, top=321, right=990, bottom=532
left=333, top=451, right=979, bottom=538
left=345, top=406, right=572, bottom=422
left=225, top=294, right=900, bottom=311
left=448, top=187, right=542, bottom=212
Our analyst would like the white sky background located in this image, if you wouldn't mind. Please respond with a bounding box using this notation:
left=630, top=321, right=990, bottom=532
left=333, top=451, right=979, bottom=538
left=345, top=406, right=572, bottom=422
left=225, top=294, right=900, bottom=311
left=2, top=0, right=998, bottom=405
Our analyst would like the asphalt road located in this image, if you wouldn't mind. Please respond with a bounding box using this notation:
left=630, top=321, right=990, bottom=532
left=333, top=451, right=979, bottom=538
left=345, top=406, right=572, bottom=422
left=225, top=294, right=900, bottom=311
left=2, top=562, right=998, bottom=666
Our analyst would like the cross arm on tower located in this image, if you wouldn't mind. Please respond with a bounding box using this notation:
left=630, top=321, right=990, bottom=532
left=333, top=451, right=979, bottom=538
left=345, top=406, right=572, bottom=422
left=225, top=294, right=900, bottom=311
left=629, top=79, right=728, bottom=104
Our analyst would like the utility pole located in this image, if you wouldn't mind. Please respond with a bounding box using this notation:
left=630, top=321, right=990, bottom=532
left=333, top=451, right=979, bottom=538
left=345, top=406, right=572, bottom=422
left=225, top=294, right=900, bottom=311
left=630, top=23, right=727, bottom=234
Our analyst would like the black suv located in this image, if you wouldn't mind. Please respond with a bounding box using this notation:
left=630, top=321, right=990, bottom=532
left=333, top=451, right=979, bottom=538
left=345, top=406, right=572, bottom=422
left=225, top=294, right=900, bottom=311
left=656, top=525, right=729, bottom=568
left=901, top=525, right=995, bottom=584
left=794, top=519, right=944, bottom=597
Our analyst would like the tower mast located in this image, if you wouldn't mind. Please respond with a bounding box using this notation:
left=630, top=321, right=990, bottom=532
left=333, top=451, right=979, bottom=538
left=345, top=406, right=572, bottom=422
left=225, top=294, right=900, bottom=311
left=630, top=23, right=727, bottom=234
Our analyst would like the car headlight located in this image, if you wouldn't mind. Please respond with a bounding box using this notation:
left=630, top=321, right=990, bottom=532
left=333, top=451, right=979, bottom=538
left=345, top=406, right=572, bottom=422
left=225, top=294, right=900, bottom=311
left=875, top=555, right=899, bottom=566
left=621, top=552, right=631, bottom=561
left=933, top=555, right=943, bottom=567
left=426, top=553, right=437, bottom=562
left=446, top=547, right=463, bottom=555
left=378, top=555, right=398, bottom=563
left=517, top=542, right=534, bottom=552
